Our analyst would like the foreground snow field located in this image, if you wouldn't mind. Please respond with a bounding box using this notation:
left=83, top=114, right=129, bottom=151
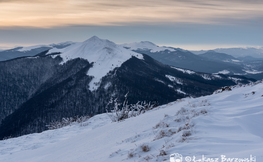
left=0, top=81, right=262, bottom=162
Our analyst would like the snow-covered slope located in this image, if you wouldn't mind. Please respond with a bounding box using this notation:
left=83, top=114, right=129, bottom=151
left=48, top=36, right=143, bottom=90
left=121, top=41, right=175, bottom=52
left=1, top=81, right=262, bottom=162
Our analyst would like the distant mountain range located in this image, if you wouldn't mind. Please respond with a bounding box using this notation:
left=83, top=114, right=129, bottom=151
left=122, top=42, right=263, bottom=80
left=0, top=36, right=254, bottom=139
left=0, top=42, right=75, bottom=61
left=199, top=50, right=236, bottom=62
left=191, top=47, right=263, bottom=58
left=2, top=41, right=263, bottom=80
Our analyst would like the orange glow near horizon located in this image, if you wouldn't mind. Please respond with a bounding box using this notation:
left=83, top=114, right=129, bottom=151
left=0, top=0, right=263, bottom=28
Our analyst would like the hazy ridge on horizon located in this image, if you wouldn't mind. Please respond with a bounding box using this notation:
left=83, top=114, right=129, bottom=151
left=1, top=38, right=262, bottom=58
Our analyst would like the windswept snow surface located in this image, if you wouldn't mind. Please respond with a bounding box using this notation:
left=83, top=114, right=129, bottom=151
left=47, top=36, right=143, bottom=91
left=121, top=41, right=175, bottom=52
left=1, top=81, right=263, bottom=162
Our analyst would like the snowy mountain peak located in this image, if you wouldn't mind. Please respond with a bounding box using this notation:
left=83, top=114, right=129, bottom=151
left=121, top=41, right=176, bottom=53
left=86, top=35, right=100, bottom=41
left=47, top=36, right=144, bottom=91
left=85, top=36, right=103, bottom=42
left=81, top=36, right=117, bottom=49
left=49, top=41, right=75, bottom=47
left=139, top=41, right=157, bottom=46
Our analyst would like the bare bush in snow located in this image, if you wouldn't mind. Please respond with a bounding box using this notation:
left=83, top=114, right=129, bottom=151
left=153, top=121, right=169, bottom=129
left=154, top=129, right=177, bottom=140
left=158, top=150, right=167, bottom=156
left=46, top=115, right=90, bottom=130
left=127, top=151, right=135, bottom=158
left=188, top=99, right=211, bottom=107
left=141, top=144, right=150, bottom=152
left=106, top=93, right=157, bottom=122
left=182, top=130, right=192, bottom=137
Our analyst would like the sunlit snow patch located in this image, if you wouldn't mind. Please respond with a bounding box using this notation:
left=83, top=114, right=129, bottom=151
left=216, top=70, right=230, bottom=74
left=228, top=77, right=242, bottom=84
left=176, top=89, right=186, bottom=95
left=165, top=75, right=183, bottom=85
left=244, top=70, right=263, bottom=74
left=171, top=67, right=195, bottom=75
left=231, top=59, right=241, bottom=62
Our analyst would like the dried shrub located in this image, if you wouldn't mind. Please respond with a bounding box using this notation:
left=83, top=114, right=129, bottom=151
left=106, top=93, right=157, bottom=122
left=109, top=149, right=121, bottom=158
left=128, top=151, right=135, bottom=158
left=182, top=131, right=192, bottom=137
left=144, top=155, right=153, bottom=161
left=177, top=122, right=193, bottom=133
left=178, top=137, right=187, bottom=143
left=176, top=107, right=188, bottom=115
left=200, top=109, right=208, bottom=114
left=3, top=136, right=12, bottom=140
left=174, top=118, right=181, bottom=122
left=154, top=129, right=177, bottom=140
left=166, top=143, right=176, bottom=149
left=159, top=150, right=167, bottom=156
left=153, top=122, right=169, bottom=129
left=141, top=144, right=150, bottom=152
left=47, top=115, right=90, bottom=130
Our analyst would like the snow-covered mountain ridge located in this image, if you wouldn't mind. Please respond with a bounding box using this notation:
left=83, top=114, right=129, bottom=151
left=1, top=80, right=262, bottom=162
left=121, top=41, right=176, bottom=53
left=47, top=36, right=143, bottom=90
left=124, top=42, right=263, bottom=80
left=0, top=41, right=75, bottom=61
left=16, top=41, right=76, bottom=52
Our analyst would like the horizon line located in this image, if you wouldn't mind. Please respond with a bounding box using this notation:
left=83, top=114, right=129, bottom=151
left=1, top=43, right=262, bottom=51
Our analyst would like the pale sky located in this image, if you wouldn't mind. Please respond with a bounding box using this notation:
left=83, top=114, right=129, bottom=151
left=0, top=0, right=263, bottom=50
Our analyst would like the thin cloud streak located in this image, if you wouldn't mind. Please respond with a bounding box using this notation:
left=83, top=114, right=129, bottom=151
left=0, top=0, right=263, bottom=28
